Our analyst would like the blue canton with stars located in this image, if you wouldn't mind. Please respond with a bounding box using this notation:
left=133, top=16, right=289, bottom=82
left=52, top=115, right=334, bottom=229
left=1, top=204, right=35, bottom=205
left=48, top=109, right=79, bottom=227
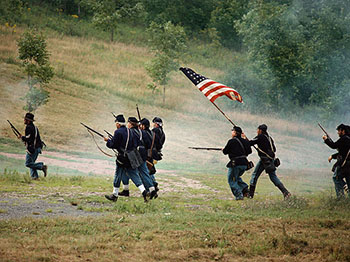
left=179, top=67, right=208, bottom=86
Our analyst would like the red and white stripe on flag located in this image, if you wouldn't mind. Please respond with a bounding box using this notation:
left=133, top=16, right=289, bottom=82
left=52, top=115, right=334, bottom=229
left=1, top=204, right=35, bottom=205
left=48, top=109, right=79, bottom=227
left=197, top=79, right=243, bottom=103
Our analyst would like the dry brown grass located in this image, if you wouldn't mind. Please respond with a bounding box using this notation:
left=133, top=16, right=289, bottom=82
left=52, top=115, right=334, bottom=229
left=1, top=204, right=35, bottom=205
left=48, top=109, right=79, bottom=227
left=0, top=26, right=332, bottom=173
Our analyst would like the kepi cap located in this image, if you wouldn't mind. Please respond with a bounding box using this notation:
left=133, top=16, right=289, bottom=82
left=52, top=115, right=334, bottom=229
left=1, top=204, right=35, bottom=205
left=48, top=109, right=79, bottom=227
left=114, top=114, right=125, bottom=124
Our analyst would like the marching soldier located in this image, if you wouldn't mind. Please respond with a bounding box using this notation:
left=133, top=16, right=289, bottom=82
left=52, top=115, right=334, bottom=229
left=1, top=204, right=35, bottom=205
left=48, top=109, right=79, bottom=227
left=223, top=126, right=252, bottom=200
left=104, top=115, right=147, bottom=202
left=149, top=117, right=166, bottom=191
left=18, top=113, right=47, bottom=180
left=126, top=117, right=158, bottom=199
left=246, top=124, right=291, bottom=199
left=323, top=124, right=350, bottom=198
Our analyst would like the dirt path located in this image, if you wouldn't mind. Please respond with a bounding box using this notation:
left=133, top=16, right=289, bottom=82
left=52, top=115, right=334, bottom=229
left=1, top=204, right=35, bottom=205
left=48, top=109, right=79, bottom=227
left=0, top=151, right=115, bottom=174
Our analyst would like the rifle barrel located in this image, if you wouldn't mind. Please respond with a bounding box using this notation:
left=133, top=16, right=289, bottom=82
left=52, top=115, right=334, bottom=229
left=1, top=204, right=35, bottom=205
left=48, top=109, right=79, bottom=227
left=104, top=130, right=113, bottom=138
left=7, top=120, right=21, bottom=136
left=80, top=122, right=104, bottom=138
left=188, top=147, right=222, bottom=151
left=136, top=104, right=141, bottom=121
left=318, top=123, right=333, bottom=142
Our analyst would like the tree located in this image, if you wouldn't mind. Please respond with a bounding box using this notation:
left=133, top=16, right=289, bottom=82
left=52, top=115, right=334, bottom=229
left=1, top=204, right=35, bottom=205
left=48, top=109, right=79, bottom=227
left=141, top=0, right=216, bottom=33
left=146, top=21, right=186, bottom=104
left=235, top=0, right=350, bottom=113
left=209, top=0, right=248, bottom=49
left=84, top=0, right=142, bottom=42
left=18, top=30, right=54, bottom=112
left=0, top=0, right=24, bottom=27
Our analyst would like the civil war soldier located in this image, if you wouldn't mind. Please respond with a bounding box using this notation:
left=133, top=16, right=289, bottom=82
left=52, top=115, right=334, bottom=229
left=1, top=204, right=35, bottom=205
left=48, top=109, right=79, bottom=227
left=119, top=117, right=158, bottom=199
left=222, top=126, right=252, bottom=200
left=149, top=117, right=166, bottom=191
left=18, top=113, right=47, bottom=180
left=323, top=124, right=350, bottom=198
left=104, top=115, right=148, bottom=202
left=245, top=124, right=291, bottom=199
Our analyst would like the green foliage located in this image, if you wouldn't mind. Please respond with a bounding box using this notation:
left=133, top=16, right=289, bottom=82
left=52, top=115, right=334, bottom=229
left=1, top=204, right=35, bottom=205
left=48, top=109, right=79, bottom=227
left=17, top=30, right=54, bottom=112
left=22, top=86, right=50, bottom=112
left=145, top=21, right=186, bottom=102
left=235, top=0, right=350, bottom=114
left=84, top=0, right=142, bottom=41
left=209, top=0, right=248, bottom=49
left=141, top=0, right=216, bottom=33
left=0, top=0, right=24, bottom=26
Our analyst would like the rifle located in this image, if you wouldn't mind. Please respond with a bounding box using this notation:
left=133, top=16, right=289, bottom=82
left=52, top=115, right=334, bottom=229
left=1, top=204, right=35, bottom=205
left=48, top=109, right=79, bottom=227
left=136, top=104, right=141, bottom=121
left=7, top=120, right=21, bottom=137
left=104, top=130, right=113, bottom=139
left=80, top=123, right=104, bottom=138
left=111, top=112, right=117, bottom=118
left=188, top=147, right=222, bottom=151
left=318, top=123, right=333, bottom=142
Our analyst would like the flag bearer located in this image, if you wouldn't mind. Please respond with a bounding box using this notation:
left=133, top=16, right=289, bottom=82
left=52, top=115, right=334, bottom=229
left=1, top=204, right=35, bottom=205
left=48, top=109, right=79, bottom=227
left=223, top=126, right=252, bottom=200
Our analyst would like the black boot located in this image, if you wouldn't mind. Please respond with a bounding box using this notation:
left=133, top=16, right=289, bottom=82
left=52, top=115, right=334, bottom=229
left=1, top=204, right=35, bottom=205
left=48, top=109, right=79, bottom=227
left=105, top=194, right=118, bottom=202
left=118, top=190, right=130, bottom=197
left=142, top=190, right=148, bottom=203
left=150, top=190, right=158, bottom=200
left=242, top=187, right=249, bottom=198
left=249, top=185, right=256, bottom=199
left=154, top=182, right=159, bottom=192
left=277, top=183, right=291, bottom=199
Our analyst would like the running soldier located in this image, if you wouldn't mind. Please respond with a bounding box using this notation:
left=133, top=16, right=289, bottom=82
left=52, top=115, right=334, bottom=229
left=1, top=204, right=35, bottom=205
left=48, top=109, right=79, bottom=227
left=246, top=124, right=291, bottom=199
left=323, top=124, right=350, bottom=198
left=149, top=117, right=166, bottom=191
left=104, top=115, right=147, bottom=202
left=223, top=126, right=252, bottom=200
left=119, top=117, right=158, bottom=199
left=18, top=113, right=47, bottom=180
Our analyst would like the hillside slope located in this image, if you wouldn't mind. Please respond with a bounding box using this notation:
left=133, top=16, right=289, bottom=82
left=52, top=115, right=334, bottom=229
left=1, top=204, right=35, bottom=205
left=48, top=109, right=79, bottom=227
left=0, top=26, right=334, bottom=179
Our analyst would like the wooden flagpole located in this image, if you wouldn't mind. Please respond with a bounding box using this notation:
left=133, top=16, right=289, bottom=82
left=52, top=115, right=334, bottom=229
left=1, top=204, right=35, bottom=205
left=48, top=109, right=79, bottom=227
left=210, top=101, right=236, bottom=127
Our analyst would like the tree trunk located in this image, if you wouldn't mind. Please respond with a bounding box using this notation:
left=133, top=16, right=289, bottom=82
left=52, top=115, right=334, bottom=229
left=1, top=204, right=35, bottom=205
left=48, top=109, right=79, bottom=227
left=163, top=86, right=166, bottom=104
left=110, top=29, right=114, bottom=42
left=78, top=4, right=80, bottom=16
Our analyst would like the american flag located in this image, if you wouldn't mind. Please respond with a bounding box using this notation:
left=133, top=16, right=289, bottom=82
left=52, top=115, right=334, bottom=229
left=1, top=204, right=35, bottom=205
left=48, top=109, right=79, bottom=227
left=179, top=67, right=243, bottom=103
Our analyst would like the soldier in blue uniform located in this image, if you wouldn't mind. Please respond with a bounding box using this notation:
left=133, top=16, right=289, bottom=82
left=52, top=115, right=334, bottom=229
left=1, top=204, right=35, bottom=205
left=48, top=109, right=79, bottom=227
left=119, top=117, right=158, bottom=199
left=18, top=113, right=47, bottom=180
left=223, top=126, right=252, bottom=200
left=104, top=115, right=147, bottom=202
left=323, top=124, right=350, bottom=198
left=246, top=124, right=290, bottom=199
left=149, top=117, right=166, bottom=191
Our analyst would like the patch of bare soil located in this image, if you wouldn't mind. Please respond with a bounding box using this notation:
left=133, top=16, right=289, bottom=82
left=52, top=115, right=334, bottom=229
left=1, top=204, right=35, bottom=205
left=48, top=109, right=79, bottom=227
left=0, top=196, right=102, bottom=220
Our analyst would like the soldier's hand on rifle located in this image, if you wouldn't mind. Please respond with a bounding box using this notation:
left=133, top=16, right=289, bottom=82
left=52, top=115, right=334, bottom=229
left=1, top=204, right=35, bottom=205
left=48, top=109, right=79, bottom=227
left=242, top=133, right=247, bottom=139
left=322, top=135, right=328, bottom=141
left=17, top=134, right=22, bottom=139
left=328, top=155, right=332, bottom=163
left=103, top=137, right=108, bottom=142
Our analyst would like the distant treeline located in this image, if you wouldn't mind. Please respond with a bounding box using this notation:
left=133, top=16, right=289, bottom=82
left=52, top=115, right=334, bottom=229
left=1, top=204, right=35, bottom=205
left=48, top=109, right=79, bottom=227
left=1, top=0, right=350, bottom=119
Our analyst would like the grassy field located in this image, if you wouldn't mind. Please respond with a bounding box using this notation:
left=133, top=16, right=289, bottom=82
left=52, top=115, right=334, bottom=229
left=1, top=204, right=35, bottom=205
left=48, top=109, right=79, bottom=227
left=0, top=170, right=349, bottom=262
left=0, top=14, right=347, bottom=261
